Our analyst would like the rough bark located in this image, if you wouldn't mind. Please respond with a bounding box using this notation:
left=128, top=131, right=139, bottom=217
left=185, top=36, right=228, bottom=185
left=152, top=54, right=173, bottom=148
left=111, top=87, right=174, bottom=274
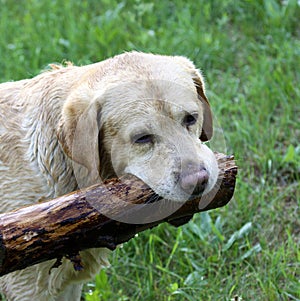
left=0, top=153, right=237, bottom=276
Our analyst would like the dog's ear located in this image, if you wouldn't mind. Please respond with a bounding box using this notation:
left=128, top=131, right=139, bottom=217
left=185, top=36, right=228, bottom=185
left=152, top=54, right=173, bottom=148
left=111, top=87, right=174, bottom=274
left=173, top=56, right=213, bottom=141
left=57, top=93, right=101, bottom=184
left=192, top=71, right=213, bottom=141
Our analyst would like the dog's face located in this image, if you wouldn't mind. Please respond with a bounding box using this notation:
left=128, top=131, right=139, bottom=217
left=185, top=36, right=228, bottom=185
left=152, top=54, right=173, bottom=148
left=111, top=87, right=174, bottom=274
left=57, top=53, right=218, bottom=201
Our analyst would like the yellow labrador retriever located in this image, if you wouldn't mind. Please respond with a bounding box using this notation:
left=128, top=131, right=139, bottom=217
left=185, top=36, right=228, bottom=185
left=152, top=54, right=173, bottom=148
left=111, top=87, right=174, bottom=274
left=0, top=52, right=218, bottom=301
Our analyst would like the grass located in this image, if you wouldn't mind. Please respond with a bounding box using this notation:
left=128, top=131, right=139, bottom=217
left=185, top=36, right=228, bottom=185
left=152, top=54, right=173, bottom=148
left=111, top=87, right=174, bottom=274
left=0, top=0, right=299, bottom=300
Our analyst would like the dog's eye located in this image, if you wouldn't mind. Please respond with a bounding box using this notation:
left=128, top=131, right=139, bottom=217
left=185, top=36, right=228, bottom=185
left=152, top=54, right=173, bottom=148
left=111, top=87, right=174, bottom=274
left=183, top=113, right=198, bottom=127
left=133, top=134, right=153, bottom=144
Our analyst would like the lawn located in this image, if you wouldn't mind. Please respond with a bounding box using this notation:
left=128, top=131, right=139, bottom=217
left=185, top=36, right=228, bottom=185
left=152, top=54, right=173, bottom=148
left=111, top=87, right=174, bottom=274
left=0, top=0, right=299, bottom=300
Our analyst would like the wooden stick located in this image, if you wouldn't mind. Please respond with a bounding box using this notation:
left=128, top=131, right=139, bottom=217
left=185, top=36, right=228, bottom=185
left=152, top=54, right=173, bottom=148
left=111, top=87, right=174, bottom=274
left=0, top=152, right=237, bottom=276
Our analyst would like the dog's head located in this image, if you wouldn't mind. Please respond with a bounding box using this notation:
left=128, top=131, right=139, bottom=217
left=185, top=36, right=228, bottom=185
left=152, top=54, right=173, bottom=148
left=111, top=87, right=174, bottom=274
left=57, top=52, right=218, bottom=201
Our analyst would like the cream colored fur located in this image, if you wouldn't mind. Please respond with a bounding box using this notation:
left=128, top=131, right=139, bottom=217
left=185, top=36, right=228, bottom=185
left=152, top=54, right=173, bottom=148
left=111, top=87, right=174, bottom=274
left=0, top=52, right=218, bottom=300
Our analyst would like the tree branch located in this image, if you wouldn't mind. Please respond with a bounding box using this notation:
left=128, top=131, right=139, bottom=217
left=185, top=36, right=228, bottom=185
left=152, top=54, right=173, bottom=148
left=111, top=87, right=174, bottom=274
left=0, top=152, right=237, bottom=276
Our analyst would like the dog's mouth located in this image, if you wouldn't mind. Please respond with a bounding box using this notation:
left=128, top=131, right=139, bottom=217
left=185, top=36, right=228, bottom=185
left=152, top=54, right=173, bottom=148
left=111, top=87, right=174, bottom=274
left=144, top=187, right=206, bottom=205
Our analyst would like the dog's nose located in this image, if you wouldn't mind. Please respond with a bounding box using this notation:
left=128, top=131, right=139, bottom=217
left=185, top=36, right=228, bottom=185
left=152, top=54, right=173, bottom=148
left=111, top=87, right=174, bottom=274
left=179, top=164, right=209, bottom=197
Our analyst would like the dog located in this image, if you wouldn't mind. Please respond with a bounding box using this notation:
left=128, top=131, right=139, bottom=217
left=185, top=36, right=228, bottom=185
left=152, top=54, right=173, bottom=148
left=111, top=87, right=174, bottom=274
left=0, top=52, right=218, bottom=300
